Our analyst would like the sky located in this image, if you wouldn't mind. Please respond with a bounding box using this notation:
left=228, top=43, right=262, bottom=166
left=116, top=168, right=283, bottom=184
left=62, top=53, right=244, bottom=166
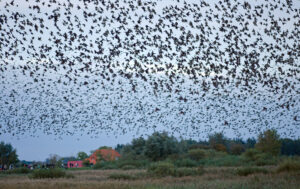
left=0, top=0, right=299, bottom=161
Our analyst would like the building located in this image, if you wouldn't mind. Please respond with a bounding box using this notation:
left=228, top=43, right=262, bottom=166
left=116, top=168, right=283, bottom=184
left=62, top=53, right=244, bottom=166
left=67, top=161, right=83, bottom=168
left=86, top=149, right=121, bottom=165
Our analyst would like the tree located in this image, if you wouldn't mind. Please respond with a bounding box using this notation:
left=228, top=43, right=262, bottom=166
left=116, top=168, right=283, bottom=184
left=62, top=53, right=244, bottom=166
left=280, top=138, right=300, bottom=156
left=255, top=129, right=281, bottom=156
left=46, top=154, right=60, bottom=167
left=77, top=152, right=88, bottom=160
left=98, top=146, right=112, bottom=150
left=245, top=138, right=256, bottom=149
left=145, top=132, right=179, bottom=161
left=208, top=132, right=228, bottom=152
left=0, top=142, right=18, bottom=168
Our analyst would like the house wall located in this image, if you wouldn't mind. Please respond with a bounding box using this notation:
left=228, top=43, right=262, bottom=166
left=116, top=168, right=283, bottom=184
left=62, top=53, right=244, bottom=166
left=67, top=161, right=83, bottom=168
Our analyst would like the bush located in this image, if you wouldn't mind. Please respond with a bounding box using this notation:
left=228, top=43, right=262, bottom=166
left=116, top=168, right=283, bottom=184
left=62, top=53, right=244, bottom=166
left=147, top=162, right=175, bottom=176
left=173, top=167, right=204, bottom=177
left=30, top=168, right=73, bottom=179
left=242, top=149, right=261, bottom=161
left=93, top=161, right=118, bottom=170
left=236, top=167, right=269, bottom=176
left=204, top=149, right=227, bottom=159
left=121, top=165, right=136, bottom=170
left=277, top=159, right=300, bottom=173
left=83, top=160, right=90, bottom=167
left=213, top=144, right=227, bottom=152
left=199, top=155, right=245, bottom=167
left=254, top=153, right=278, bottom=166
left=1, top=167, right=31, bottom=174
left=188, top=149, right=206, bottom=161
left=108, top=173, right=136, bottom=180
left=174, top=158, right=198, bottom=167
left=117, top=159, right=150, bottom=169
left=230, top=144, right=245, bottom=155
left=242, top=149, right=278, bottom=166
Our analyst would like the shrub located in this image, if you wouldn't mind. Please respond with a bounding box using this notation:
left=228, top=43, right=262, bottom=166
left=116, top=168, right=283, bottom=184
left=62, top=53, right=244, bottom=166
left=174, top=158, right=198, bottom=167
left=198, top=155, right=245, bottom=167
left=277, top=159, right=300, bottom=173
left=1, top=167, right=31, bottom=174
left=242, top=149, right=261, bottom=161
left=189, top=144, right=210, bottom=150
left=213, top=144, right=227, bottom=152
left=83, top=160, right=90, bottom=167
left=108, top=173, right=136, bottom=180
left=173, top=167, right=204, bottom=177
left=147, top=162, right=175, bottom=176
left=188, top=149, right=206, bottom=161
left=30, top=168, right=72, bottom=179
left=236, top=167, right=269, bottom=176
left=121, top=165, right=136, bottom=170
left=254, top=153, right=278, bottom=166
left=230, top=144, right=245, bottom=155
left=117, top=159, right=150, bottom=169
left=93, top=161, right=118, bottom=169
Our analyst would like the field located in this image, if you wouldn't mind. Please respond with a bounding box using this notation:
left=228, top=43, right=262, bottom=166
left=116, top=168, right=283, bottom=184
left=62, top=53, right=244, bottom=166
left=1, top=167, right=300, bottom=189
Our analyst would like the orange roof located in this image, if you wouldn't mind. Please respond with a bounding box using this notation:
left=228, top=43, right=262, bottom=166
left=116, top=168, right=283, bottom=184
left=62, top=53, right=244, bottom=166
left=86, top=149, right=121, bottom=164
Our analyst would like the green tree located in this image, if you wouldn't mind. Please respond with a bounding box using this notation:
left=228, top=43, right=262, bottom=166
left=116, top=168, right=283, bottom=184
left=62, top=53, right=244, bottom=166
left=0, top=142, right=18, bottom=168
left=255, top=129, right=282, bottom=156
left=145, top=132, right=179, bottom=161
left=208, top=132, right=228, bottom=152
left=98, top=146, right=112, bottom=150
left=77, top=152, right=88, bottom=160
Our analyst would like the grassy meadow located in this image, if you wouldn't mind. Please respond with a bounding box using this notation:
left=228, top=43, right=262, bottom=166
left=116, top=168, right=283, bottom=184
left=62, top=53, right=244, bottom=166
left=1, top=166, right=300, bottom=189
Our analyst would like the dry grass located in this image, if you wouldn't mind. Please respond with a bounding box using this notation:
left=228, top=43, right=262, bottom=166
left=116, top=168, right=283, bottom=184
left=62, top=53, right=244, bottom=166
left=0, top=167, right=300, bottom=189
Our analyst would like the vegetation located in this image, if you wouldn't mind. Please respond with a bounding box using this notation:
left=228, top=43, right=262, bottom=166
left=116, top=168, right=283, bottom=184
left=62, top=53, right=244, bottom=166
left=2, top=168, right=300, bottom=189
left=77, top=152, right=88, bottom=160
left=1, top=129, right=300, bottom=189
left=255, top=129, right=282, bottom=156
left=108, top=173, right=137, bottom=180
left=30, top=168, right=74, bottom=179
left=276, top=159, right=300, bottom=173
left=0, top=142, right=18, bottom=168
left=0, top=167, right=31, bottom=174
left=236, top=167, right=269, bottom=176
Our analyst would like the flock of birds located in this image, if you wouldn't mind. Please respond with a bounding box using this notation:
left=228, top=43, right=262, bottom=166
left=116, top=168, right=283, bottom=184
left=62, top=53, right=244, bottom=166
left=0, top=0, right=299, bottom=138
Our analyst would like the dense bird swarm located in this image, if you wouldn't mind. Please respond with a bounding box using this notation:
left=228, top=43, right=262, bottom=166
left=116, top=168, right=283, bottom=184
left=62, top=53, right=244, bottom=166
left=0, top=0, right=299, bottom=138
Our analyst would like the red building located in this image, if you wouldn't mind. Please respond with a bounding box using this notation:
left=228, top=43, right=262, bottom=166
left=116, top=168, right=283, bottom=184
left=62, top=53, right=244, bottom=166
left=67, top=161, right=83, bottom=168
left=86, top=149, right=121, bottom=165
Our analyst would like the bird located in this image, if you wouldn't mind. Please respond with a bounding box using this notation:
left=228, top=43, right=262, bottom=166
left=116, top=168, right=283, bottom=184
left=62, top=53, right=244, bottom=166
left=0, top=0, right=299, bottom=139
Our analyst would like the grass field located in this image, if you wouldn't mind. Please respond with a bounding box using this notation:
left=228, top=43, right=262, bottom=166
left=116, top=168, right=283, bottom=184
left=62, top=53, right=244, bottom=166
left=1, top=167, right=300, bottom=189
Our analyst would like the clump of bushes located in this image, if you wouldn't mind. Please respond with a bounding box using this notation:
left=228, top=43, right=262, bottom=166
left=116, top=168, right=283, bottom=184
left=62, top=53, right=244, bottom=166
left=147, top=162, right=175, bottom=176
left=236, top=167, right=269, bottom=176
left=173, top=167, right=204, bottom=177
left=173, top=158, right=198, bottom=167
left=1, top=167, right=31, bottom=174
left=108, top=173, right=136, bottom=180
left=117, top=159, right=150, bottom=169
left=93, top=161, right=118, bottom=170
left=147, top=162, right=204, bottom=177
left=242, top=149, right=278, bottom=166
left=121, top=165, right=136, bottom=170
left=188, top=149, right=206, bottom=161
left=30, top=168, right=74, bottom=179
left=199, top=155, right=244, bottom=167
left=276, top=159, right=300, bottom=173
